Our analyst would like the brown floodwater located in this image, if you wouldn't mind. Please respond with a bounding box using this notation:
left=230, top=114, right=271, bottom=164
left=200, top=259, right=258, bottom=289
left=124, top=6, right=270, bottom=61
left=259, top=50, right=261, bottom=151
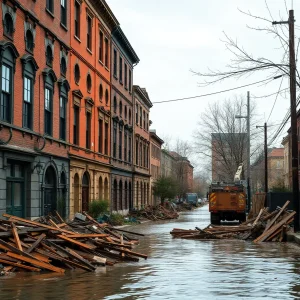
left=1, top=205, right=300, bottom=300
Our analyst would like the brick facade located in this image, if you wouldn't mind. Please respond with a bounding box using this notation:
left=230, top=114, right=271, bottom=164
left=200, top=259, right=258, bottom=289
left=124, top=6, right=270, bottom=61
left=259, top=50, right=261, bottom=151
left=0, top=0, right=70, bottom=219
left=133, top=86, right=152, bottom=209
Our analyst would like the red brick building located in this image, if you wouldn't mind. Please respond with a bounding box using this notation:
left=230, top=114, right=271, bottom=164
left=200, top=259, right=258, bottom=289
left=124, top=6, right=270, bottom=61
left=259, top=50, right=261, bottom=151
left=110, top=27, right=139, bottom=213
left=150, top=130, right=164, bottom=205
left=68, top=0, right=118, bottom=217
left=133, top=86, right=152, bottom=208
left=0, top=0, right=71, bottom=219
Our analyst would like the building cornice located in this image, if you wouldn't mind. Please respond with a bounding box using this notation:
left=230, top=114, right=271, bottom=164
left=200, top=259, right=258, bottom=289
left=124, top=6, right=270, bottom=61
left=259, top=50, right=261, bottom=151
left=112, top=26, right=139, bottom=65
left=133, top=85, right=153, bottom=108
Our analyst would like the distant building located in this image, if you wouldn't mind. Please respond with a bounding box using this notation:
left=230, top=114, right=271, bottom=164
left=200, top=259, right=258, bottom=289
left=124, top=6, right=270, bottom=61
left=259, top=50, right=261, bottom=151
left=161, top=149, right=176, bottom=178
left=281, top=135, right=291, bottom=188
left=150, top=130, right=164, bottom=205
left=211, top=133, right=247, bottom=182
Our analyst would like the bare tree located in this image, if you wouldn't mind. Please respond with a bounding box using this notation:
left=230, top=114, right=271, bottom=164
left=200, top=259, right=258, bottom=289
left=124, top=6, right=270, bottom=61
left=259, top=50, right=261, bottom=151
left=194, top=96, right=262, bottom=182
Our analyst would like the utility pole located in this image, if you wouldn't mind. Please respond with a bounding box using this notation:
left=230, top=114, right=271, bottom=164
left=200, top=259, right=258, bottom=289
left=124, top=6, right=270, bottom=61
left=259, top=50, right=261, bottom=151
left=247, top=91, right=251, bottom=212
left=264, top=123, right=268, bottom=196
left=235, top=92, right=251, bottom=212
left=256, top=123, right=268, bottom=204
left=273, top=10, right=299, bottom=231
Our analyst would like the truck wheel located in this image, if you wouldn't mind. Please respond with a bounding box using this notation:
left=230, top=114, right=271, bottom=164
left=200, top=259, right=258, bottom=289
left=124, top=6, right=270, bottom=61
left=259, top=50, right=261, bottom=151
left=238, top=213, right=246, bottom=224
left=211, top=213, right=220, bottom=225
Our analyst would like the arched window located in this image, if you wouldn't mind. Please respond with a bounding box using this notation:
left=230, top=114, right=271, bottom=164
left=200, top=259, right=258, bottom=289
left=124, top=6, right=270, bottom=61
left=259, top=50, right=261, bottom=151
left=99, top=176, right=103, bottom=200
left=113, top=179, right=118, bottom=211
left=124, top=106, right=127, bottom=120
left=46, top=45, right=53, bottom=67
left=87, top=74, right=92, bottom=92
left=0, top=42, right=19, bottom=123
left=119, top=101, right=122, bottom=116
left=82, top=172, right=90, bottom=212
left=136, top=181, right=139, bottom=208
left=44, top=166, right=57, bottom=215
left=129, top=182, right=132, bottom=210
left=104, top=177, right=109, bottom=200
left=26, top=30, right=34, bottom=52
left=60, top=57, right=67, bottom=76
left=74, top=173, right=80, bottom=213
left=124, top=181, right=128, bottom=209
left=21, top=55, right=38, bottom=130
left=74, top=64, right=80, bottom=84
left=113, top=96, right=117, bottom=112
left=129, top=109, right=131, bottom=124
left=105, top=89, right=109, bottom=105
left=43, top=69, right=57, bottom=136
left=58, top=78, right=70, bottom=141
left=59, top=171, right=67, bottom=218
left=119, top=180, right=123, bottom=210
left=99, top=84, right=103, bottom=101
left=4, top=13, right=14, bottom=37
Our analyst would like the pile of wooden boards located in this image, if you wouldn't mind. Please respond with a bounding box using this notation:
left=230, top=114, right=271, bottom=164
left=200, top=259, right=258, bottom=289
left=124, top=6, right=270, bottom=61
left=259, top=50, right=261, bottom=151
left=170, top=200, right=295, bottom=243
left=0, top=211, right=147, bottom=275
left=130, top=205, right=179, bottom=221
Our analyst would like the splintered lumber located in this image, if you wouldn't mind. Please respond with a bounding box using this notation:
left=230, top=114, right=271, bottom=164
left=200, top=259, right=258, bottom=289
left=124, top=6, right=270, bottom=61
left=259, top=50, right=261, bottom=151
left=254, top=211, right=296, bottom=243
left=56, top=235, right=96, bottom=250
left=3, top=214, right=76, bottom=235
left=0, top=258, right=41, bottom=272
left=0, top=211, right=146, bottom=275
left=11, top=223, right=22, bottom=251
left=6, top=252, right=65, bottom=273
left=263, top=200, right=290, bottom=233
left=26, top=234, right=46, bottom=254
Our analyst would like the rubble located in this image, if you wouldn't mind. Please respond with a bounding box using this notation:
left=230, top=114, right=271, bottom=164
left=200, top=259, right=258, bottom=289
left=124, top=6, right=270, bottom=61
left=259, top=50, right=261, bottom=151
left=170, top=200, right=295, bottom=243
left=129, top=204, right=179, bottom=221
left=0, top=211, right=147, bottom=275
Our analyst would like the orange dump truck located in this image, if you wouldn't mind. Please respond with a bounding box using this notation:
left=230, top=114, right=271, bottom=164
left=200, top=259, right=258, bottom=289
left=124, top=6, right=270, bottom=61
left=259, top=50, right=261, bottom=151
left=208, top=182, right=247, bottom=224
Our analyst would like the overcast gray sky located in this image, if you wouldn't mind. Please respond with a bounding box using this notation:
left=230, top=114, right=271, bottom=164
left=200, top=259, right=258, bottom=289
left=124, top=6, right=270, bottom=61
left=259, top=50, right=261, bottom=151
left=108, top=0, right=300, bottom=151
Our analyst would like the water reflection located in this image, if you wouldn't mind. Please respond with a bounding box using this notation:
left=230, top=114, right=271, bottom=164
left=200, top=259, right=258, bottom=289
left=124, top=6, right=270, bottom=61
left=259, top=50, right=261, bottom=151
left=1, top=206, right=300, bottom=299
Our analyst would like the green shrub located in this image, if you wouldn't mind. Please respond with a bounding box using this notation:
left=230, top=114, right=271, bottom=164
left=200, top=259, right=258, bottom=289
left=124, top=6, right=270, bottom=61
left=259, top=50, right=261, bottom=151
left=88, top=200, right=109, bottom=218
left=109, top=213, right=125, bottom=226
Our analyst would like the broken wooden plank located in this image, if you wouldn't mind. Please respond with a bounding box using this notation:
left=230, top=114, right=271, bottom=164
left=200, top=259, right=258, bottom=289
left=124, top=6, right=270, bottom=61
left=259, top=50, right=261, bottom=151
left=11, top=223, right=22, bottom=251
left=254, top=211, right=296, bottom=243
left=0, top=258, right=41, bottom=272
left=263, top=200, right=290, bottom=233
left=6, top=252, right=65, bottom=273
left=56, top=235, right=96, bottom=250
left=26, top=234, right=46, bottom=254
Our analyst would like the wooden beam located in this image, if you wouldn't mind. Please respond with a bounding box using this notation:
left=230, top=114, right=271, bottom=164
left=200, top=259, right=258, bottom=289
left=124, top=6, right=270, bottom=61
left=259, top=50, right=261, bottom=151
left=254, top=211, right=296, bottom=243
left=64, top=234, right=109, bottom=239
left=0, top=258, right=41, bottom=272
left=11, top=223, right=22, bottom=251
left=57, top=235, right=96, bottom=250
left=26, top=234, right=46, bottom=254
left=263, top=200, right=291, bottom=232
left=7, top=252, right=65, bottom=273
left=2, top=214, right=76, bottom=235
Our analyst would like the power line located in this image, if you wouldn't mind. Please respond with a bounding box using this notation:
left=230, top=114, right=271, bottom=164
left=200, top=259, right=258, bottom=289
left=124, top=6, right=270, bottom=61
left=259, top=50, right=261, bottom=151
left=152, top=76, right=282, bottom=104
left=267, top=76, right=284, bottom=123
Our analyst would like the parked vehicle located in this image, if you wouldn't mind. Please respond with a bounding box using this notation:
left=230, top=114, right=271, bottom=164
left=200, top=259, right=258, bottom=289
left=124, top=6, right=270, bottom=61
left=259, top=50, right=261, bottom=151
left=186, top=193, right=198, bottom=206
left=208, top=163, right=247, bottom=224
left=197, top=198, right=202, bottom=204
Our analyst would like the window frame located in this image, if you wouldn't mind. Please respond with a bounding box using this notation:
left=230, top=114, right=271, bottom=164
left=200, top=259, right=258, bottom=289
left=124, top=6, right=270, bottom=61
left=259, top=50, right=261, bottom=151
left=74, top=0, right=81, bottom=39
left=23, top=76, right=33, bottom=130
left=46, top=0, right=54, bottom=14
left=119, top=56, right=123, bottom=84
left=113, top=49, right=117, bottom=78
left=87, top=15, right=92, bottom=51
left=1, top=64, right=12, bottom=123
left=98, top=118, right=103, bottom=153
left=73, top=105, right=80, bottom=145
left=104, top=38, right=109, bottom=68
left=86, top=110, right=91, bottom=149
left=99, top=30, right=104, bottom=63
left=60, top=0, right=67, bottom=27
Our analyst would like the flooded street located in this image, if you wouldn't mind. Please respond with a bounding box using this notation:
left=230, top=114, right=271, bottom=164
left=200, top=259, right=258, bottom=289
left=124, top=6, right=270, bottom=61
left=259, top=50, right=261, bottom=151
left=1, top=205, right=300, bottom=299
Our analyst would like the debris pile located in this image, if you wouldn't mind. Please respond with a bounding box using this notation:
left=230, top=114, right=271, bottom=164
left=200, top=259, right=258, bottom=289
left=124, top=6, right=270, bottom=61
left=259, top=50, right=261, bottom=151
left=0, top=211, right=146, bottom=275
left=170, top=200, right=294, bottom=243
left=130, top=205, right=179, bottom=221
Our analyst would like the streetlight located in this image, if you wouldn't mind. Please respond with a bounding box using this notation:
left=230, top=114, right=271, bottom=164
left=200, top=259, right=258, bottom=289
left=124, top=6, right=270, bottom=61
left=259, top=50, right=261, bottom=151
left=235, top=91, right=251, bottom=212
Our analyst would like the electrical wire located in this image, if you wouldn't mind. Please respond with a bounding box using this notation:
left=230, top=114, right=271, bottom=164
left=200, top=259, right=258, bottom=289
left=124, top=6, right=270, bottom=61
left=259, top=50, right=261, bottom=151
left=267, top=76, right=284, bottom=123
left=152, top=76, right=282, bottom=104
